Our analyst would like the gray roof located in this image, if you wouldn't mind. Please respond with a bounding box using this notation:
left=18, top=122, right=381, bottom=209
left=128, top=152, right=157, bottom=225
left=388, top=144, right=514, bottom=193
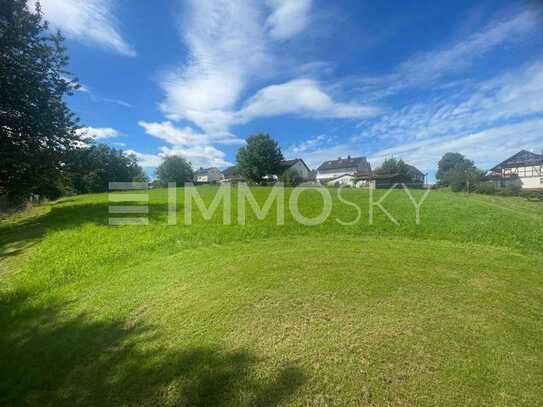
left=491, top=150, right=543, bottom=171
left=222, top=166, right=240, bottom=177
left=406, top=164, right=424, bottom=177
left=281, top=158, right=311, bottom=172
left=195, top=167, right=220, bottom=176
left=317, top=156, right=371, bottom=172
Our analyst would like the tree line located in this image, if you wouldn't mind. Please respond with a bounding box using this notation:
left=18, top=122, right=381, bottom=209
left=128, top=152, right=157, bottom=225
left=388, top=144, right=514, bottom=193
left=0, top=0, right=150, bottom=207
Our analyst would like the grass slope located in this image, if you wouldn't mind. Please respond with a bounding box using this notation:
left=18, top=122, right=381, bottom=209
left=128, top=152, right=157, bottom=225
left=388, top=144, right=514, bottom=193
left=1, top=187, right=542, bottom=406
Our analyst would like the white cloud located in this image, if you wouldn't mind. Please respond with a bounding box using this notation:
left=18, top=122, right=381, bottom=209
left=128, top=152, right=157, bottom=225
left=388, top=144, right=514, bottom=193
left=285, top=134, right=334, bottom=156
left=124, top=150, right=163, bottom=168
left=136, top=121, right=236, bottom=169
left=159, top=145, right=232, bottom=168
left=355, top=7, right=542, bottom=98
left=139, top=121, right=208, bottom=146
left=159, top=0, right=270, bottom=136
left=289, top=59, right=543, bottom=173
left=266, top=0, right=312, bottom=40
left=158, top=0, right=369, bottom=139
left=239, top=79, right=381, bottom=120
left=77, top=127, right=120, bottom=140
left=363, top=61, right=543, bottom=144
left=138, top=121, right=244, bottom=146
left=398, top=9, right=540, bottom=87
left=101, top=98, right=133, bottom=108
left=289, top=118, right=543, bottom=174
left=126, top=145, right=231, bottom=169
left=368, top=118, right=543, bottom=172
left=31, top=0, right=135, bottom=56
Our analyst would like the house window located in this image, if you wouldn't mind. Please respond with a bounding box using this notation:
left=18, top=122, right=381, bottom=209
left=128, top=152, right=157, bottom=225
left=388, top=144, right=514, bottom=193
left=540, top=178, right=543, bottom=185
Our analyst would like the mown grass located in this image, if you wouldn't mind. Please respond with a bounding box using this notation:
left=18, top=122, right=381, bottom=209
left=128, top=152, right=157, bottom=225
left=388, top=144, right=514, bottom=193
left=1, top=187, right=542, bottom=406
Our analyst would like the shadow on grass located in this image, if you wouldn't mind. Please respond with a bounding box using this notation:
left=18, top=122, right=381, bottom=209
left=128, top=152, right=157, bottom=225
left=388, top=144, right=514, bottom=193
left=0, top=201, right=172, bottom=263
left=0, top=291, right=305, bottom=406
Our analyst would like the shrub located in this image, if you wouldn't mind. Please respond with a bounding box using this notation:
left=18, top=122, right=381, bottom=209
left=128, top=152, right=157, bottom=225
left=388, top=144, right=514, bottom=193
left=281, top=169, right=303, bottom=187
left=476, top=181, right=497, bottom=195
left=521, top=191, right=543, bottom=201
left=496, top=184, right=522, bottom=197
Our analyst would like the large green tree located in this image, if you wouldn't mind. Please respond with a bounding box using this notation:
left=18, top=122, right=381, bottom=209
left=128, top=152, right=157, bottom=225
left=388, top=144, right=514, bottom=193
left=156, top=156, right=193, bottom=186
left=63, top=144, right=148, bottom=194
left=376, top=158, right=410, bottom=177
left=436, top=153, right=470, bottom=184
left=236, top=134, right=284, bottom=183
left=0, top=0, right=82, bottom=203
left=375, top=157, right=423, bottom=184
left=437, top=152, right=483, bottom=191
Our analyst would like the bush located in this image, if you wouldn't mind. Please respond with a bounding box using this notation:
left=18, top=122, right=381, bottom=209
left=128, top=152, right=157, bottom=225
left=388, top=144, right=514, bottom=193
left=475, top=181, right=497, bottom=195
left=521, top=191, right=543, bottom=201
left=280, top=169, right=303, bottom=187
left=496, top=184, right=522, bottom=197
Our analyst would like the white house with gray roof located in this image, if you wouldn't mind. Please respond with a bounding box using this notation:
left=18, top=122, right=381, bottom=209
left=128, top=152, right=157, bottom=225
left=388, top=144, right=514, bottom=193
left=316, top=156, right=371, bottom=183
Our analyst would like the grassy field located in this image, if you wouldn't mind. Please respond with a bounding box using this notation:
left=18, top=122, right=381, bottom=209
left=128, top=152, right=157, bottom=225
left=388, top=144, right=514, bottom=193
left=1, top=186, right=543, bottom=406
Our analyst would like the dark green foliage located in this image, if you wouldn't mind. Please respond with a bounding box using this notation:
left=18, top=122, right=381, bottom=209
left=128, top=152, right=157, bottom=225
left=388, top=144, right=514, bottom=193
left=436, top=153, right=467, bottom=183
left=63, top=144, right=148, bottom=193
left=521, top=191, right=543, bottom=201
left=374, top=158, right=423, bottom=185
left=0, top=0, right=81, bottom=203
left=496, top=184, right=522, bottom=197
left=437, top=153, right=484, bottom=192
left=280, top=169, right=303, bottom=187
left=156, top=156, right=193, bottom=186
left=475, top=181, right=497, bottom=195
left=376, top=158, right=417, bottom=181
left=236, top=134, right=284, bottom=183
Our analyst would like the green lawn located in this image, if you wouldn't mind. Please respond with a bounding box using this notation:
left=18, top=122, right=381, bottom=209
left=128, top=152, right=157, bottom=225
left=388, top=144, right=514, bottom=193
left=1, top=187, right=542, bottom=406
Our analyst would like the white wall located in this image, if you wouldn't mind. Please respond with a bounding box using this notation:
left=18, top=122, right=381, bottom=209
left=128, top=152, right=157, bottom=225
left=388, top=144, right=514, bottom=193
left=501, top=165, right=543, bottom=190
left=317, top=170, right=355, bottom=180
left=521, top=176, right=543, bottom=190
left=291, top=161, right=310, bottom=178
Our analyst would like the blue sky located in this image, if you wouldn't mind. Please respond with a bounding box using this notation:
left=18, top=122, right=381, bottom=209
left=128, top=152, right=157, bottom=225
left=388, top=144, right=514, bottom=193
left=35, top=0, right=543, bottom=179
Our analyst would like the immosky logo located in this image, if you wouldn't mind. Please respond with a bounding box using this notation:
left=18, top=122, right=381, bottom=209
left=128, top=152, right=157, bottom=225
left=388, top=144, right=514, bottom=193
left=108, top=183, right=431, bottom=227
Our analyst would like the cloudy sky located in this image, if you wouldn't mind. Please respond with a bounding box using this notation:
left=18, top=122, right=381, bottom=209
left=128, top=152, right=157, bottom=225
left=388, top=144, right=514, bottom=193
left=37, top=0, right=543, bottom=179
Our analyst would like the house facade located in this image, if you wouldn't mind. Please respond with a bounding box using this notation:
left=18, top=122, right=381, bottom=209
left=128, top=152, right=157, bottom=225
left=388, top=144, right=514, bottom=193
left=281, top=159, right=311, bottom=179
left=221, top=166, right=244, bottom=183
left=406, top=165, right=425, bottom=184
left=316, top=156, right=371, bottom=183
left=489, top=150, right=543, bottom=190
left=194, top=167, right=224, bottom=184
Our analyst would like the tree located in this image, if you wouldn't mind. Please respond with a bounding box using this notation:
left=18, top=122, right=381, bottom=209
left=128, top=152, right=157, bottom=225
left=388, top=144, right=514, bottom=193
left=63, top=144, right=148, bottom=194
left=437, top=153, right=470, bottom=184
left=437, top=153, right=484, bottom=192
left=0, top=0, right=82, bottom=204
left=280, top=168, right=303, bottom=187
left=376, top=158, right=410, bottom=178
left=156, top=156, right=193, bottom=186
left=236, top=134, right=284, bottom=183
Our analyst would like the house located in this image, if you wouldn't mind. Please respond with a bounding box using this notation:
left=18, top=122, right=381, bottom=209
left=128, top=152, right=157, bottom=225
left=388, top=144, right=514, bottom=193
left=405, top=165, right=425, bottom=184
left=316, top=156, right=371, bottom=183
left=280, top=159, right=311, bottom=179
left=220, top=166, right=244, bottom=183
left=194, top=167, right=224, bottom=184
left=488, top=150, right=543, bottom=190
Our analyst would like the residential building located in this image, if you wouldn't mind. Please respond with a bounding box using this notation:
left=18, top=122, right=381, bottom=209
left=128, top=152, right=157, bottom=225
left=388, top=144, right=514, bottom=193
left=280, top=159, right=311, bottom=179
left=316, top=156, right=371, bottom=183
left=221, top=166, right=244, bottom=183
left=489, top=150, right=543, bottom=190
left=405, top=164, right=425, bottom=184
left=194, top=167, right=224, bottom=184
